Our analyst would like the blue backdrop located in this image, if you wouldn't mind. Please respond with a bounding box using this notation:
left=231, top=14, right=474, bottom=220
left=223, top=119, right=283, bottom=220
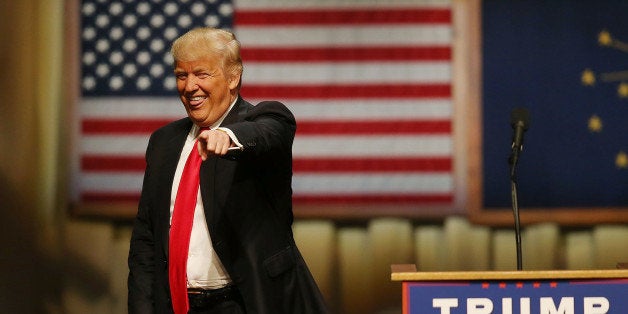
left=482, top=0, right=628, bottom=208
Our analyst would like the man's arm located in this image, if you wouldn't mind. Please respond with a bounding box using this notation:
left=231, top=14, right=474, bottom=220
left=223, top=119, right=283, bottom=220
left=223, top=101, right=296, bottom=156
left=128, top=208, right=156, bottom=314
left=196, top=101, right=295, bottom=159
left=128, top=139, right=158, bottom=314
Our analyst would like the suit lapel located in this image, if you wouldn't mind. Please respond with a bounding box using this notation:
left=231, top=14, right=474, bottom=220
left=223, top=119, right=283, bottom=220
left=222, top=96, right=249, bottom=125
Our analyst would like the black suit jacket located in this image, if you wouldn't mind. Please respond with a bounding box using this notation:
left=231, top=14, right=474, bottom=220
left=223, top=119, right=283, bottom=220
left=128, top=98, right=328, bottom=314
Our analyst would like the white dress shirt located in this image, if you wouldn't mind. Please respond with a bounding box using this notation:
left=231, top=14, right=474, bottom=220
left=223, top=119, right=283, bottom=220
left=169, top=98, right=241, bottom=289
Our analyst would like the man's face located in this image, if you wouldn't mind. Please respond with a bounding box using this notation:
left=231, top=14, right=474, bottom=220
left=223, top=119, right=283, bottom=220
left=174, top=56, right=239, bottom=127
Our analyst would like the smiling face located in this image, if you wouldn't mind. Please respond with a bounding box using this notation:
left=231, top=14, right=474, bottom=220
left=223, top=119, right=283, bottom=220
left=174, top=56, right=240, bottom=127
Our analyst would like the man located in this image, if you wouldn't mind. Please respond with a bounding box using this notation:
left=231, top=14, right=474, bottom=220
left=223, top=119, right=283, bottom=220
left=128, top=27, right=328, bottom=314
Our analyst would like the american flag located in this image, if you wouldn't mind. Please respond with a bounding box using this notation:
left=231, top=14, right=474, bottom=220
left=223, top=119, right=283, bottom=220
left=77, top=0, right=454, bottom=216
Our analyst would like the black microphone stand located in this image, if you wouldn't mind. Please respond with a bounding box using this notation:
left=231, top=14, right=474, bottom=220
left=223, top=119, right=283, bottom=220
left=509, top=159, right=523, bottom=271
left=509, top=108, right=528, bottom=271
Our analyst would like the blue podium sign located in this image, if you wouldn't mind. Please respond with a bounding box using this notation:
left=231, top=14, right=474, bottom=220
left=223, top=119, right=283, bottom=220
left=392, top=269, right=628, bottom=314
left=404, top=280, right=627, bottom=314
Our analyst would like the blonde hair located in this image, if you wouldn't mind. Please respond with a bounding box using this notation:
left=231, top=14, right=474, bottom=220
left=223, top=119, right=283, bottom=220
left=171, top=27, right=243, bottom=84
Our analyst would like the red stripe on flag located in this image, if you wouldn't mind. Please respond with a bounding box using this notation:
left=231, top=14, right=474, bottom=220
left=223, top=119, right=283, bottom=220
left=297, top=120, right=450, bottom=135
left=292, top=194, right=453, bottom=204
left=241, top=46, right=451, bottom=62
left=82, top=119, right=171, bottom=134
left=82, top=119, right=450, bottom=135
left=241, top=84, right=451, bottom=99
left=82, top=156, right=145, bottom=171
left=82, top=156, right=451, bottom=173
left=235, top=8, right=451, bottom=25
left=294, top=157, right=451, bottom=173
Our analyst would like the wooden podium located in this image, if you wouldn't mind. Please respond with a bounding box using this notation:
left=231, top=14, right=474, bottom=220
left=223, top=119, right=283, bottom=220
left=391, top=265, right=628, bottom=314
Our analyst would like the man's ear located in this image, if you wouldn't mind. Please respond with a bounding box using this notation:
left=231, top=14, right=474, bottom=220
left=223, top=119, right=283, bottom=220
left=229, top=73, right=241, bottom=91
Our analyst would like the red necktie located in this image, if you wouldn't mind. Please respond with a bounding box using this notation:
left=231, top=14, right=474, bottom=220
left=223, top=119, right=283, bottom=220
left=168, top=137, right=203, bottom=314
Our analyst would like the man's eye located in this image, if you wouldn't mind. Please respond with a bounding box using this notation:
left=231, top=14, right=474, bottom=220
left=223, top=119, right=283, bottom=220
left=175, top=73, right=187, bottom=80
left=196, top=73, right=209, bottom=79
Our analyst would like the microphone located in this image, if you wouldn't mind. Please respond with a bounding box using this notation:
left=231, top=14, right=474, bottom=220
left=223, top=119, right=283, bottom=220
left=509, top=108, right=530, bottom=174
left=508, top=107, right=529, bottom=271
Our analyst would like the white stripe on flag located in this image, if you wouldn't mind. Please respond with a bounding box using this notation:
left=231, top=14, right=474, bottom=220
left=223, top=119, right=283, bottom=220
left=81, top=98, right=184, bottom=118
left=286, top=100, right=452, bottom=121
left=244, top=62, right=451, bottom=84
left=81, top=98, right=452, bottom=121
left=79, top=172, right=452, bottom=194
left=293, top=135, right=451, bottom=157
left=80, top=135, right=451, bottom=157
left=80, top=173, right=144, bottom=192
left=236, top=26, right=451, bottom=47
left=81, top=136, right=150, bottom=155
left=293, top=173, right=453, bottom=194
